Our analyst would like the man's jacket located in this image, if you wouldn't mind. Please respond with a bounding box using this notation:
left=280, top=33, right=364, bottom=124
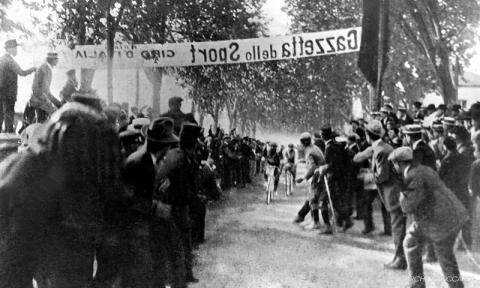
left=400, top=164, right=468, bottom=241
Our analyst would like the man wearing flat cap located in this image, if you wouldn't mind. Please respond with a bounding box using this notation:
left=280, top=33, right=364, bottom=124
left=389, top=147, right=467, bottom=288
left=403, top=124, right=438, bottom=263
left=161, top=96, right=198, bottom=135
left=30, top=52, right=62, bottom=123
left=0, top=39, right=36, bottom=132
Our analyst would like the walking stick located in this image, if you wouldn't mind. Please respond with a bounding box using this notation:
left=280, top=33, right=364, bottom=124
left=323, top=176, right=337, bottom=233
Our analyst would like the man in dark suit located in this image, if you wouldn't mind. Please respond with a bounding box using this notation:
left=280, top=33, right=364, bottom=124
left=365, top=120, right=406, bottom=270
left=30, top=52, right=62, bottom=123
left=161, top=96, right=197, bottom=135
left=397, top=105, right=414, bottom=126
left=123, top=117, right=187, bottom=288
left=0, top=39, right=36, bottom=132
left=155, top=122, right=201, bottom=284
left=320, top=126, right=353, bottom=232
left=404, top=124, right=436, bottom=170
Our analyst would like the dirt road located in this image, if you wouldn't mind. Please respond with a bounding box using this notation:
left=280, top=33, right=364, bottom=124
left=190, top=174, right=480, bottom=288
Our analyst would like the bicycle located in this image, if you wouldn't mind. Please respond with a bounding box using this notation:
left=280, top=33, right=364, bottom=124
left=284, top=163, right=294, bottom=197
left=265, top=164, right=276, bottom=205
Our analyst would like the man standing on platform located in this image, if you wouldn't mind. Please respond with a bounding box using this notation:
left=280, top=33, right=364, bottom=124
left=30, top=52, right=62, bottom=123
left=59, top=69, right=78, bottom=104
left=0, top=39, right=36, bottom=132
left=161, top=96, right=197, bottom=135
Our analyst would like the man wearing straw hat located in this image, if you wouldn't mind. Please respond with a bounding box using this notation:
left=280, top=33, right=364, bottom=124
left=29, top=52, right=62, bottom=123
left=0, top=39, right=36, bottom=132
left=365, top=119, right=406, bottom=270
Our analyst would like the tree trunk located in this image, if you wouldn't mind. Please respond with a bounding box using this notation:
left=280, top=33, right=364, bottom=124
left=198, top=111, right=205, bottom=127
left=437, top=48, right=458, bottom=105
left=135, top=69, right=140, bottom=107
left=240, top=118, right=246, bottom=136
left=213, top=103, right=220, bottom=131
left=144, top=68, right=163, bottom=115
left=252, top=121, right=256, bottom=139
left=106, top=12, right=115, bottom=105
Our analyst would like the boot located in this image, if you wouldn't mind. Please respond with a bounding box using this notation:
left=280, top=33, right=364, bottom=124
left=295, top=200, right=310, bottom=222
left=342, top=217, right=354, bottom=232
left=384, top=257, right=407, bottom=270
left=320, top=224, right=333, bottom=235
left=310, top=210, right=321, bottom=230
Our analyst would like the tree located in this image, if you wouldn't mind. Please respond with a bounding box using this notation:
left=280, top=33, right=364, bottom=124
left=395, top=0, right=480, bottom=105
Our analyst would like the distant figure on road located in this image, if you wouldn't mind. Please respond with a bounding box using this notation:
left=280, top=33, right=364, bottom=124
left=161, top=96, right=197, bottom=135
left=0, top=39, right=36, bottom=132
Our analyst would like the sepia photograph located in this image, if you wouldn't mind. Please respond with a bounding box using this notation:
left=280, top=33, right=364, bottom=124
left=0, top=0, right=480, bottom=287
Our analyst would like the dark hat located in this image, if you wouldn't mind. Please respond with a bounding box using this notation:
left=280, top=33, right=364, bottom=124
left=66, top=69, right=76, bottom=76
left=47, top=52, right=59, bottom=59
left=141, top=117, right=179, bottom=143
left=452, top=104, right=461, bottom=111
left=438, top=104, right=447, bottom=111
left=403, top=124, right=422, bottom=135
left=427, top=104, right=436, bottom=110
left=4, top=39, right=19, bottom=49
left=320, top=125, right=333, bottom=139
left=168, top=96, right=183, bottom=106
left=471, top=102, right=480, bottom=121
left=180, top=122, right=202, bottom=142
left=350, top=119, right=360, bottom=125
left=384, top=104, right=393, bottom=111
left=119, top=129, right=141, bottom=142
left=413, top=101, right=422, bottom=109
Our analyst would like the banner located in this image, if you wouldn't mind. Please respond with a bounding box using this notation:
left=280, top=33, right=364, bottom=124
left=58, top=27, right=361, bottom=69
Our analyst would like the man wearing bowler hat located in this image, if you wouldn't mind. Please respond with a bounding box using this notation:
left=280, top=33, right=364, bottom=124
left=0, top=39, right=36, bottom=132
left=30, top=52, right=62, bottom=123
left=123, top=117, right=188, bottom=288
left=155, top=121, right=202, bottom=283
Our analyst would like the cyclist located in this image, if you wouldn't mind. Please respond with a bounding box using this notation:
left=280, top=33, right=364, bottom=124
left=263, top=142, right=281, bottom=194
left=283, top=143, right=297, bottom=183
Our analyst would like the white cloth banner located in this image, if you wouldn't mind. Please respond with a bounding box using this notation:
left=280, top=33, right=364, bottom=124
left=58, top=27, right=361, bottom=69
